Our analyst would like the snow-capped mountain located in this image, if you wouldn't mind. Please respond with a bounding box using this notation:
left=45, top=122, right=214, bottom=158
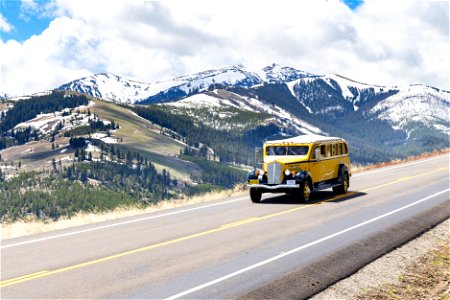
left=58, top=64, right=312, bottom=104
left=282, top=73, right=449, bottom=138
left=57, top=64, right=449, bottom=162
left=262, top=64, right=315, bottom=83
left=59, top=73, right=176, bottom=104
left=287, top=74, right=398, bottom=114
left=370, top=85, right=450, bottom=135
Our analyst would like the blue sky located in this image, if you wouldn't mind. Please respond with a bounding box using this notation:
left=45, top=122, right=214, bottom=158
left=0, top=0, right=448, bottom=96
left=1, top=0, right=53, bottom=42
left=342, top=0, right=363, bottom=10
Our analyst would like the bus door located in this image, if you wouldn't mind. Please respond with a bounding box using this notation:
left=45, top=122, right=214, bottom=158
left=309, top=144, right=326, bottom=183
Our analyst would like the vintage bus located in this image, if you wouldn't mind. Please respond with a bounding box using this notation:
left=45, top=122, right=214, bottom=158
left=247, top=134, right=351, bottom=203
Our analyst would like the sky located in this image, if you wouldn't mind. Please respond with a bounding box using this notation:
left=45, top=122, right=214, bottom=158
left=0, top=0, right=448, bottom=96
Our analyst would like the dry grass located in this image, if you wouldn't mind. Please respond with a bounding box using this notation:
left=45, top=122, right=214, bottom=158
left=89, top=99, right=196, bottom=180
left=1, top=185, right=247, bottom=240
left=359, top=238, right=450, bottom=300
left=351, top=148, right=449, bottom=174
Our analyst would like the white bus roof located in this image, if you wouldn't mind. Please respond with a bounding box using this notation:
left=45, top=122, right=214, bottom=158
left=264, top=134, right=346, bottom=145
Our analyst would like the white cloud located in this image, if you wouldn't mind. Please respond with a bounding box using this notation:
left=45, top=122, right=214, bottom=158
left=0, top=13, right=13, bottom=33
left=19, top=0, right=39, bottom=21
left=1, top=0, right=448, bottom=96
left=19, top=0, right=58, bottom=20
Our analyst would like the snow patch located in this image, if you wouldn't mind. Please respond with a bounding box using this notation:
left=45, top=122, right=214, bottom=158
left=90, top=132, right=121, bottom=144
left=168, top=91, right=323, bottom=135
left=370, top=85, right=450, bottom=133
left=85, top=143, right=100, bottom=152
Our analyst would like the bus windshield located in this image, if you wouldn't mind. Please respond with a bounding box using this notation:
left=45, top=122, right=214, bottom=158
left=266, top=146, right=309, bottom=156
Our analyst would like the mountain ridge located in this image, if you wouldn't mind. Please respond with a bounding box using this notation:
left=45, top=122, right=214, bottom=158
left=58, top=64, right=322, bottom=104
left=4, top=63, right=449, bottom=163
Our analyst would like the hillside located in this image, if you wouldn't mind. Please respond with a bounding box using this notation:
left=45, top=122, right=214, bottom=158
left=0, top=91, right=249, bottom=222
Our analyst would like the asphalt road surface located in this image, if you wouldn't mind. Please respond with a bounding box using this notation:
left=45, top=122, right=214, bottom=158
left=1, top=154, right=449, bottom=299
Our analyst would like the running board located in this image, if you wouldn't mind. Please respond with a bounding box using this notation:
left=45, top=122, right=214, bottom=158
left=314, top=182, right=340, bottom=191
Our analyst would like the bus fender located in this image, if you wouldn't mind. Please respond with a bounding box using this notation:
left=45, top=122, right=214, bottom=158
left=294, top=170, right=313, bottom=186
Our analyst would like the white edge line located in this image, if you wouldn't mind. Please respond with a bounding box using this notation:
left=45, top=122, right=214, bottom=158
left=353, top=155, right=448, bottom=177
left=165, top=188, right=450, bottom=300
left=1, top=197, right=247, bottom=249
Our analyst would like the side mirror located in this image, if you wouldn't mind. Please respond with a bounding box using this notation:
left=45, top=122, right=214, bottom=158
left=314, top=148, right=321, bottom=160
left=254, top=147, right=263, bottom=168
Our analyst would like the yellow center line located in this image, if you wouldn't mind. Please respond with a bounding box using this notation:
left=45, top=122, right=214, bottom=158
left=221, top=217, right=260, bottom=229
left=361, top=176, right=412, bottom=192
left=361, top=167, right=448, bottom=193
left=1, top=167, right=448, bottom=288
left=0, top=271, right=49, bottom=285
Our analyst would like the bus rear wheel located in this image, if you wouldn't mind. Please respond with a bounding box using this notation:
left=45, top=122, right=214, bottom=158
left=333, top=172, right=349, bottom=195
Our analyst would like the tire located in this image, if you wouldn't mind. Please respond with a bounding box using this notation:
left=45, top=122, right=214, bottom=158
left=333, top=172, right=349, bottom=195
left=299, top=180, right=312, bottom=203
left=250, top=188, right=262, bottom=203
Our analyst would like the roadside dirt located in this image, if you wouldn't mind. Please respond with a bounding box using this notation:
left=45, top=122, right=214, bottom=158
left=311, top=219, right=450, bottom=300
left=360, top=241, right=450, bottom=300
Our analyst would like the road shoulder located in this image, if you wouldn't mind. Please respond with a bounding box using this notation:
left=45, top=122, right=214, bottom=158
left=238, top=201, right=449, bottom=300
left=312, top=218, right=449, bottom=300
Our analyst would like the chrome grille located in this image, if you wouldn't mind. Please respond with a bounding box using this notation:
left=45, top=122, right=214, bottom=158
left=268, top=162, right=282, bottom=184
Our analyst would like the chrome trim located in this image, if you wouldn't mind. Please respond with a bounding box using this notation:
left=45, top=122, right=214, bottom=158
left=246, top=184, right=300, bottom=190
left=267, top=162, right=282, bottom=184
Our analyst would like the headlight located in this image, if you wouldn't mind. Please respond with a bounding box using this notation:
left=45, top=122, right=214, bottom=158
left=284, top=169, right=291, bottom=176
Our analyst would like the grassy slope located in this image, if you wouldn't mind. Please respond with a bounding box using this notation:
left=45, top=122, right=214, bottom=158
left=89, top=99, right=200, bottom=180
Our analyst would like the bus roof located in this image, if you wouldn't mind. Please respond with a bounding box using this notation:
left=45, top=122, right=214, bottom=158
left=264, top=134, right=346, bottom=145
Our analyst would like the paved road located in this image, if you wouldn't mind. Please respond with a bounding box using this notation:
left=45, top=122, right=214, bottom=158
left=1, top=155, right=449, bottom=299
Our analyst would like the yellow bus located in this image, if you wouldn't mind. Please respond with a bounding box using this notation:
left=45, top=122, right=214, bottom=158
left=247, top=134, right=351, bottom=203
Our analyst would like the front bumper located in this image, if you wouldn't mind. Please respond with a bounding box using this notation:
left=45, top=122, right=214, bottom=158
left=246, top=183, right=300, bottom=190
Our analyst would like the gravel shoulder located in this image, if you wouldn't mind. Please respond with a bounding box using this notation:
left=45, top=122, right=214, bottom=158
left=312, top=218, right=449, bottom=300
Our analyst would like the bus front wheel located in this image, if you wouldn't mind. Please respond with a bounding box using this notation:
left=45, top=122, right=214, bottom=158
left=250, top=189, right=262, bottom=203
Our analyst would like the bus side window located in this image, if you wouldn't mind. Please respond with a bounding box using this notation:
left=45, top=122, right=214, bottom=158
left=326, top=145, right=331, bottom=157
left=331, top=144, right=336, bottom=156
left=337, top=143, right=341, bottom=155
left=320, top=145, right=326, bottom=157
left=311, top=146, right=318, bottom=159
left=343, top=143, right=348, bottom=154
